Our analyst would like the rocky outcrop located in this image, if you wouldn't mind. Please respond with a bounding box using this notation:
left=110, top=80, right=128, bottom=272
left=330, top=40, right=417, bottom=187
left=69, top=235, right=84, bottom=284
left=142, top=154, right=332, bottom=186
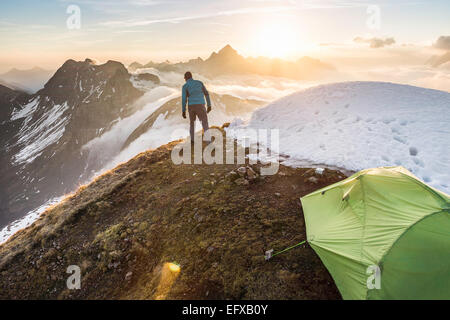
left=127, top=62, right=144, bottom=72
left=0, top=85, right=28, bottom=122
left=135, top=73, right=160, bottom=84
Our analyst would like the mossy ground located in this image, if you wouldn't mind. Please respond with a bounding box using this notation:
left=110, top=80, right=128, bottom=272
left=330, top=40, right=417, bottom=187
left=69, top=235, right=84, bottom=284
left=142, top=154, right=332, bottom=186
left=0, top=127, right=346, bottom=300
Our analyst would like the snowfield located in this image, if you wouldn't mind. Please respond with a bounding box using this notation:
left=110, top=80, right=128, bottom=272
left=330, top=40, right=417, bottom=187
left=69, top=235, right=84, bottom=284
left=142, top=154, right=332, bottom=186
left=230, top=82, right=450, bottom=194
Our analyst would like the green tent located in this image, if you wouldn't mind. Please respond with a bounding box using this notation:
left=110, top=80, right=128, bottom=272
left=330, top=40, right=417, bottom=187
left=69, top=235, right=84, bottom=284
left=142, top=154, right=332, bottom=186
left=301, top=166, right=450, bottom=300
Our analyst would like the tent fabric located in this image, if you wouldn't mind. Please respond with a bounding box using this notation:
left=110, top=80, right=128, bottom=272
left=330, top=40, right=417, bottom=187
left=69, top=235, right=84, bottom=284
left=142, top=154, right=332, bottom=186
left=300, top=166, right=450, bottom=300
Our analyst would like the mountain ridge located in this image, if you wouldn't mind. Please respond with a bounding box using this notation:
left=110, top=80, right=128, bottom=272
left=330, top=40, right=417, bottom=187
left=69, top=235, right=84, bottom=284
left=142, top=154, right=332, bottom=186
left=0, top=127, right=345, bottom=299
left=129, top=45, right=335, bottom=80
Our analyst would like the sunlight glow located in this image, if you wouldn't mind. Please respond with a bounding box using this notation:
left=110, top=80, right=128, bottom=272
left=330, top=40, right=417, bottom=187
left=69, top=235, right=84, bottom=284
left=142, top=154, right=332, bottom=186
left=253, top=22, right=299, bottom=58
left=154, top=262, right=181, bottom=300
left=168, top=262, right=181, bottom=273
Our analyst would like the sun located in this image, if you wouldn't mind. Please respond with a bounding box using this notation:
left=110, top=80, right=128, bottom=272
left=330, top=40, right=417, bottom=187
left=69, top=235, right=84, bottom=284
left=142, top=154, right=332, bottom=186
left=253, top=22, right=299, bottom=58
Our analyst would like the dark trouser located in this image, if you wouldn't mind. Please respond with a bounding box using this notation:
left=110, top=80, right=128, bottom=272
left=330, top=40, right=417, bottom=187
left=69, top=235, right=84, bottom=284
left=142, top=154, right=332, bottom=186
left=188, top=104, right=209, bottom=142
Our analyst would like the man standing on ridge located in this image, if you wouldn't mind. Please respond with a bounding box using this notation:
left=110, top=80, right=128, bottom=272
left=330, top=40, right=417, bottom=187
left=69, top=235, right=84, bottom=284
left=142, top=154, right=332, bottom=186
left=182, top=71, right=212, bottom=143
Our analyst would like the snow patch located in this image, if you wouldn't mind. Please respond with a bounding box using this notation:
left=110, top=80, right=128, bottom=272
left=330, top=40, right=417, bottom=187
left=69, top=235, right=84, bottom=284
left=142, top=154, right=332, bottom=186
left=0, top=197, right=63, bottom=244
left=82, top=86, right=178, bottom=171
left=13, top=101, right=70, bottom=165
left=10, top=97, right=40, bottom=121
left=233, top=82, right=450, bottom=194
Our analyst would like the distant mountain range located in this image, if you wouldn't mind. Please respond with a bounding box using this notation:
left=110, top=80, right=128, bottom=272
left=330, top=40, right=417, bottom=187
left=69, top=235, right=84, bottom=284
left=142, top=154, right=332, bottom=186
left=128, top=45, right=336, bottom=80
left=0, top=67, right=54, bottom=93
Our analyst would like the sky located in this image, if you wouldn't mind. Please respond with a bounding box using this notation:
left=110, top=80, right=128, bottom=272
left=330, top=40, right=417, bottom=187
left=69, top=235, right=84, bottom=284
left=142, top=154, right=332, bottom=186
left=0, top=0, right=449, bottom=74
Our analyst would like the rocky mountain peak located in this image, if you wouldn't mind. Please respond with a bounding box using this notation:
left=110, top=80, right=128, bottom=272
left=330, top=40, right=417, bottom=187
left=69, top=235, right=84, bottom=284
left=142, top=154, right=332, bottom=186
left=0, top=58, right=145, bottom=229
left=42, top=59, right=134, bottom=102
left=102, top=60, right=128, bottom=75
left=218, top=44, right=238, bottom=56
left=207, top=45, right=241, bottom=62
left=128, top=62, right=144, bottom=72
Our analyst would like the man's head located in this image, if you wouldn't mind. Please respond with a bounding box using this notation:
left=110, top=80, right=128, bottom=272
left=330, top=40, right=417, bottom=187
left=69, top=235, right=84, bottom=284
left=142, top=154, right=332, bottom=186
left=184, top=71, right=192, bottom=81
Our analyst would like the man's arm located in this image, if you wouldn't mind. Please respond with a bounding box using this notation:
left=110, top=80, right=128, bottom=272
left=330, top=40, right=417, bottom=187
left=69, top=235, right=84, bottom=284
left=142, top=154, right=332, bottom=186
left=182, top=84, right=188, bottom=113
left=201, top=83, right=211, bottom=108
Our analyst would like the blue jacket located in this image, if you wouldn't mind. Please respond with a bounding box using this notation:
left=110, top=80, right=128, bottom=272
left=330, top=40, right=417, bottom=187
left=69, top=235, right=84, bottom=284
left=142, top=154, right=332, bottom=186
left=181, top=78, right=211, bottom=113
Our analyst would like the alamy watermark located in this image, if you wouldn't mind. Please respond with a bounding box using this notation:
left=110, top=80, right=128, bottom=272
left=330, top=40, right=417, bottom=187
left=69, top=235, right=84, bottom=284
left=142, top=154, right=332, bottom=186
left=66, top=265, right=81, bottom=290
left=366, top=5, right=381, bottom=30
left=66, top=4, right=81, bottom=30
left=171, top=128, right=280, bottom=176
left=366, top=264, right=381, bottom=290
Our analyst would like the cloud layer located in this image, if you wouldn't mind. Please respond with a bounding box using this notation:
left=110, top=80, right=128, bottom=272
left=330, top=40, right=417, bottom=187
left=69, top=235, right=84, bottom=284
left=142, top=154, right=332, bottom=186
left=354, top=37, right=396, bottom=48
left=433, top=36, right=450, bottom=50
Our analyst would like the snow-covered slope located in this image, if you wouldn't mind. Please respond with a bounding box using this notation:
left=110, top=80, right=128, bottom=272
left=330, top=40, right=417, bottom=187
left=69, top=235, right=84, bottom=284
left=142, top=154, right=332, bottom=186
left=232, top=81, right=450, bottom=194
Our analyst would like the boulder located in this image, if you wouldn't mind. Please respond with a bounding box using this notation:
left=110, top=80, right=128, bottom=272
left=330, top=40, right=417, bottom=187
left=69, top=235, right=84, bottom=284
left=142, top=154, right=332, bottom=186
left=234, top=178, right=249, bottom=186
left=136, top=73, right=160, bottom=84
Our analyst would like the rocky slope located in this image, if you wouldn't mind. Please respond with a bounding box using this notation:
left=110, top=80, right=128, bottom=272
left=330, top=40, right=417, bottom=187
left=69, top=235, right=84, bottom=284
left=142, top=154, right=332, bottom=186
left=0, top=127, right=346, bottom=299
left=0, top=85, right=27, bottom=122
